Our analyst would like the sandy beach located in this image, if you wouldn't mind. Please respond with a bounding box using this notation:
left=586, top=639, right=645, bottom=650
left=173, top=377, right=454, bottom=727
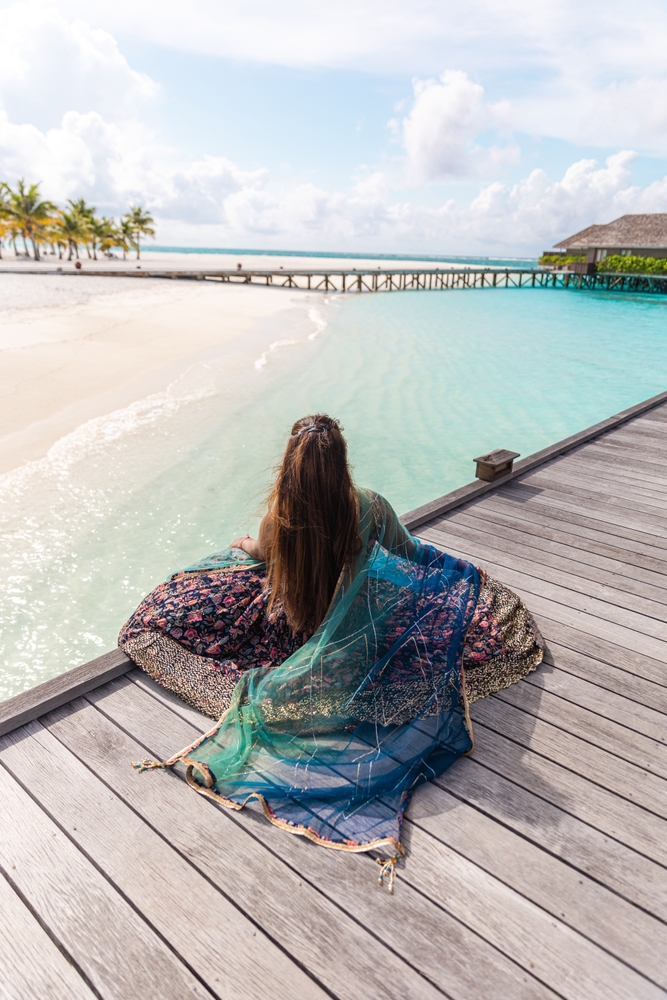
left=0, top=248, right=475, bottom=275
left=0, top=247, right=474, bottom=476
left=0, top=268, right=316, bottom=475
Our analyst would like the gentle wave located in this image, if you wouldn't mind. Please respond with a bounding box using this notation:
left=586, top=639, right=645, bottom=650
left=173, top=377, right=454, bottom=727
left=2, top=287, right=667, bottom=696
left=0, top=372, right=216, bottom=497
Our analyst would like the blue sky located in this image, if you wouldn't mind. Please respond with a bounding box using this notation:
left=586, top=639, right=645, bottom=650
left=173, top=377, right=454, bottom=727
left=2, top=1, right=667, bottom=254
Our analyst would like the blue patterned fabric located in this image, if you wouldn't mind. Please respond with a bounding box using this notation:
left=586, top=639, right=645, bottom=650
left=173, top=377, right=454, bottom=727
left=156, top=490, right=480, bottom=856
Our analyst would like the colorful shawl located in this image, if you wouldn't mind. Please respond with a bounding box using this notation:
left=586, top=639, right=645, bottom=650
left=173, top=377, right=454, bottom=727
left=136, top=491, right=480, bottom=886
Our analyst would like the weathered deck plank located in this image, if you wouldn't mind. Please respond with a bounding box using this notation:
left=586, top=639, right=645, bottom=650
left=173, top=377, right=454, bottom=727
left=523, top=666, right=667, bottom=740
left=79, top=677, right=559, bottom=1000
left=445, top=504, right=667, bottom=587
left=471, top=693, right=667, bottom=820
left=467, top=494, right=667, bottom=569
left=0, top=870, right=97, bottom=1000
left=433, top=749, right=667, bottom=919
left=45, top=691, right=454, bottom=1000
left=466, top=720, right=667, bottom=865
left=544, top=640, right=667, bottom=716
left=86, top=676, right=653, bottom=1000
left=542, top=641, right=667, bottom=710
left=0, top=719, right=326, bottom=1000
left=420, top=526, right=667, bottom=658
left=0, top=754, right=211, bottom=1000
left=420, top=520, right=667, bottom=620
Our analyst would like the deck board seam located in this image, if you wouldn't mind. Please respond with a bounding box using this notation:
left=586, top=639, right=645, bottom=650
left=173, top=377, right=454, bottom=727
left=433, top=500, right=667, bottom=558
left=0, top=742, right=222, bottom=1000
left=464, top=725, right=667, bottom=864
left=460, top=752, right=667, bottom=872
left=112, top=678, right=577, bottom=1000
left=490, top=689, right=667, bottom=777
left=120, top=674, right=667, bottom=989
left=522, top=671, right=667, bottom=731
left=430, top=761, right=667, bottom=916
left=465, top=497, right=667, bottom=564
left=524, top=470, right=667, bottom=510
left=443, top=513, right=667, bottom=586
left=96, top=678, right=594, bottom=1000
left=518, top=473, right=667, bottom=517
left=419, top=524, right=667, bottom=621
left=489, top=492, right=667, bottom=548
left=539, top=658, right=667, bottom=713
left=46, top=701, right=346, bottom=1000
left=0, top=861, right=104, bottom=1000
left=82, top=688, right=472, bottom=1000
left=497, top=490, right=667, bottom=542
left=403, top=810, right=667, bottom=991
left=469, top=715, right=667, bottom=822
left=418, top=528, right=667, bottom=641
left=530, top=613, right=667, bottom=689
left=442, top=509, right=667, bottom=589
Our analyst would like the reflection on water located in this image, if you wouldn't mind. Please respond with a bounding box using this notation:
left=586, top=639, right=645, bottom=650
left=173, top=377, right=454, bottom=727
left=1, top=286, right=666, bottom=696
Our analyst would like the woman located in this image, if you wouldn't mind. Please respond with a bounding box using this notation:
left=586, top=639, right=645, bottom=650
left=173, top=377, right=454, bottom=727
left=121, top=414, right=543, bottom=889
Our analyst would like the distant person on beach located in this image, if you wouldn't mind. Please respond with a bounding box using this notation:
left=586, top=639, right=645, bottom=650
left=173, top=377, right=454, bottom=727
left=120, top=415, right=543, bottom=872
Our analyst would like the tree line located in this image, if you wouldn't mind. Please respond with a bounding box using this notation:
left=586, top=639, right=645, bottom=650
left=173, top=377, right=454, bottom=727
left=0, top=179, right=155, bottom=261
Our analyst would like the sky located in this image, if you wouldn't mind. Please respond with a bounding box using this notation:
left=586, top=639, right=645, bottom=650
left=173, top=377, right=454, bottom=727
left=2, top=1, right=667, bottom=255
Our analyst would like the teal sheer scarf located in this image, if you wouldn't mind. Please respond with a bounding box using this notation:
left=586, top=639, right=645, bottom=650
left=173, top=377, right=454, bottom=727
left=137, top=490, right=480, bottom=870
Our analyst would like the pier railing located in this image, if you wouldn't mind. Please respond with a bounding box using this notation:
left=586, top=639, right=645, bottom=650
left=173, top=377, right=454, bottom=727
left=3, top=264, right=667, bottom=294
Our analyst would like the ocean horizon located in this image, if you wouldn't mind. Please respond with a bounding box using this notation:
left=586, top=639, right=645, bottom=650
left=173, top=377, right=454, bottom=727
left=149, top=245, right=538, bottom=268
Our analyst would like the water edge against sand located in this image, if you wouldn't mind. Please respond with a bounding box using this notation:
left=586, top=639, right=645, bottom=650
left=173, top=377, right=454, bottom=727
left=1, top=284, right=666, bottom=696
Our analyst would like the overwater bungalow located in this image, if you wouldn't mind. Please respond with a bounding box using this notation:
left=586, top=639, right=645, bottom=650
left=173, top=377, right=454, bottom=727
left=552, top=213, right=667, bottom=266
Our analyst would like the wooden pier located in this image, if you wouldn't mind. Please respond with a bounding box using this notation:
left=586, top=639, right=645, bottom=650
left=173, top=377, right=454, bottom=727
left=3, top=262, right=667, bottom=293
left=1, top=390, right=667, bottom=999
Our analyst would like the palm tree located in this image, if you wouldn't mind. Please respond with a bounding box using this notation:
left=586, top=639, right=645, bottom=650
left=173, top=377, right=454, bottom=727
left=96, top=217, right=120, bottom=258
left=0, top=182, right=9, bottom=259
left=66, top=199, right=97, bottom=257
left=123, top=205, right=155, bottom=259
left=53, top=208, right=87, bottom=261
left=118, top=216, right=134, bottom=260
left=0, top=218, right=8, bottom=259
left=4, top=179, right=55, bottom=260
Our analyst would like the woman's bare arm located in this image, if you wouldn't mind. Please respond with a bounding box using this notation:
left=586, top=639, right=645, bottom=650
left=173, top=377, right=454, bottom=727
left=230, top=511, right=273, bottom=560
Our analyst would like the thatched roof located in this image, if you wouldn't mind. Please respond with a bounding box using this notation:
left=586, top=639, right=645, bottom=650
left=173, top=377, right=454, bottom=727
left=554, top=214, right=667, bottom=249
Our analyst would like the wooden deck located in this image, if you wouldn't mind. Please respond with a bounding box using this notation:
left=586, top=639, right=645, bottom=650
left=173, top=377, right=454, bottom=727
left=3, top=261, right=667, bottom=293
left=2, top=395, right=667, bottom=999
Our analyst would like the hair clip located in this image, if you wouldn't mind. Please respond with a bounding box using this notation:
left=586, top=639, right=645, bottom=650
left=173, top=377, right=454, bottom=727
left=293, top=424, right=324, bottom=436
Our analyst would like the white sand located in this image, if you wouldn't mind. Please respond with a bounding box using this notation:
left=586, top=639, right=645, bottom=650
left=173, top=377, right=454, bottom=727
left=0, top=248, right=472, bottom=274
left=0, top=246, right=481, bottom=476
left=0, top=274, right=314, bottom=475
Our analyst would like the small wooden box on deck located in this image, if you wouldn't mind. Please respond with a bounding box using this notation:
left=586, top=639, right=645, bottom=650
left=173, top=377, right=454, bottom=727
left=473, top=449, right=520, bottom=482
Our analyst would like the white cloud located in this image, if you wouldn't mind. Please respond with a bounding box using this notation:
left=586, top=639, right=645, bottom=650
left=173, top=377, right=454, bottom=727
left=0, top=2, right=157, bottom=125
left=401, top=70, right=518, bottom=181
left=1, top=3, right=667, bottom=255
left=0, top=105, right=267, bottom=216
left=29, top=0, right=667, bottom=152
left=3, top=86, right=667, bottom=254
left=465, top=151, right=642, bottom=247
left=150, top=152, right=667, bottom=256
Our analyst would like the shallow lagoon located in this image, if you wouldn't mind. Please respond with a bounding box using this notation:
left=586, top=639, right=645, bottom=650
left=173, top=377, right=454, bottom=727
left=1, top=286, right=666, bottom=696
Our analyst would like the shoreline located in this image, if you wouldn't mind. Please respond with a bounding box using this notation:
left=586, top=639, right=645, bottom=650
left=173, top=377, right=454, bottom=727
left=0, top=248, right=526, bottom=274
left=0, top=273, right=320, bottom=476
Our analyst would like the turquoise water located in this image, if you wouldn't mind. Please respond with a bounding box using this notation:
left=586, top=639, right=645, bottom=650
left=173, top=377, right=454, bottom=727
left=151, top=246, right=537, bottom=268
left=1, top=286, right=666, bottom=697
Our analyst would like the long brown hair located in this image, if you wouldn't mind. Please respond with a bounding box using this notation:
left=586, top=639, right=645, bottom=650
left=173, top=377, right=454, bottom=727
left=265, top=414, right=359, bottom=633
